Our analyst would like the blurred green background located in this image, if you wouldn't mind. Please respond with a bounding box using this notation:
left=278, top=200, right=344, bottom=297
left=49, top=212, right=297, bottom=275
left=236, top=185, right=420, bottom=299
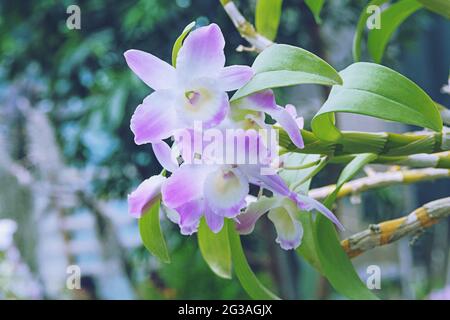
left=0, top=0, right=449, bottom=299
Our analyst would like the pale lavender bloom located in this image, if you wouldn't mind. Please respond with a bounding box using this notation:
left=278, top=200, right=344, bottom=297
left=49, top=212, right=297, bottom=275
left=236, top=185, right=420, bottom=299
left=236, top=194, right=343, bottom=250
left=230, top=90, right=304, bottom=149
left=124, top=24, right=254, bottom=145
left=159, top=129, right=342, bottom=236
left=127, top=175, right=166, bottom=218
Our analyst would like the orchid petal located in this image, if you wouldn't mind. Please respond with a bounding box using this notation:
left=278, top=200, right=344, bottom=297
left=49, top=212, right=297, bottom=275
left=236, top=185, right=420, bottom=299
left=204, top=206, right=225, bottom=233
left=128, top=175, right=166, bottom=218
left=271, top=106, right=304, bottom=148
left=268, top=202, right=303, bottom=250
left=176, top=200, right=204, bottom=235
left=295, top=194, right=345, bottom=231
left=130, top=91, right=178, bottom=145
left=152, top=141, right=179, bottom=172
left=203, top=167, right=249, bottom=217
left=161, top=164, right=212, bottom=209
left=218, top=65, right=254, bottom=91
left=232, top=89, right=277, bottom=113
left=176, top=24, right=225, bottom=80
left=236, top=196, right=278, bottom=234
left=241, top=165, right=291, bottom=196
left=124, top=49, right=176, bottom=90
left=176, top=83, right=229, bottom=129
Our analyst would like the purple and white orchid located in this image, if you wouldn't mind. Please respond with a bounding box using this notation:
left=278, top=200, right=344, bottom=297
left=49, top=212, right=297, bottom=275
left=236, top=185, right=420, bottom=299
left=125, top=23, right=343, bottom=250
left=124, top=23, right=253, bottom=145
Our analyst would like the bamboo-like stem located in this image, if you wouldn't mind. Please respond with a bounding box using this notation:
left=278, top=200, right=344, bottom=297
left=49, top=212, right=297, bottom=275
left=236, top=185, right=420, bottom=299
left=342, top=197, right=450, bottom=258
left=220, top=0, right=273, bottom=52
left=309, top=168, right=450, bottom=201
left=331, top=152, right=450, bottom=169
left=280, top=129, right=450, bottom=157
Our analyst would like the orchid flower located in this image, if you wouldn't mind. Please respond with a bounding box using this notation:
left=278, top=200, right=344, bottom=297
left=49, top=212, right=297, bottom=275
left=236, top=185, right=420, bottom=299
left=230, top=90, right=304, bottom=149
left=236, top=193, right=343, bottom=250
left=124, top=23, right=254, bottom=146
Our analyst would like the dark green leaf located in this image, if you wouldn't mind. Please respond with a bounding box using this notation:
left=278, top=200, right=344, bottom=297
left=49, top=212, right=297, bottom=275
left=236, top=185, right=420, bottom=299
left=255, top=0, right=283, bottom=41
left=312, top=62, right=442, bottom=142
left=227, top=220, right=280, bottom=300
left=418, top=0, right=450, bottom=19
left=368, top=0, right=423, bottom=63
left=232, top=44, right=342, bottom=101
left=139, top=200, right=170, bottom=263
left=315, top=154, right=379, bottom=300
left=198, top=218, right=232, bottom=279
left=304, top=0, right=325, bottom=23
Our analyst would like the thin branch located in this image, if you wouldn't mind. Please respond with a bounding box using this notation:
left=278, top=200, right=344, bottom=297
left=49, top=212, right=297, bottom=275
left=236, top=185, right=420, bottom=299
left=342, top=197, right=450, bottom=258
left=220, top=0, right=273, bottom=52
left=309, top=168, right=450, bottom=201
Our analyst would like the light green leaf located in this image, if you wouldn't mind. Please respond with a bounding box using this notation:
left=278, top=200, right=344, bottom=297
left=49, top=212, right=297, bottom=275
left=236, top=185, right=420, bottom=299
left=368, top=0, right=423, bottom=63
left=325, top=153, right=378, bottom=207
left=171, top=21, right=196, bottom=67
left=304, top=0, right=325, bottom=23
left=352, top=0, right=389, bottom=62
left=312, top=62, right=442, bottom=142
left=198, top=218, right=232, bottom=279
left=231, top=44, right=342, bottom=101
left=315, top=154, right=379, bottom=300
left=418, top=0, right=450, bottom=19
left=227, top=220, right=280, bottom=300
left=255, top=0, right=283, bottom=41
left=314, top=215, right=379, bottom=299
left=138, top=200, right=170, bottom=263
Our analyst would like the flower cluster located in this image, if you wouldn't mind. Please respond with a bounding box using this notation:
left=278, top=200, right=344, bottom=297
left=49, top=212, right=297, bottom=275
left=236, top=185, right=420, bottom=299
left=125, top=24, right=343, bottom=250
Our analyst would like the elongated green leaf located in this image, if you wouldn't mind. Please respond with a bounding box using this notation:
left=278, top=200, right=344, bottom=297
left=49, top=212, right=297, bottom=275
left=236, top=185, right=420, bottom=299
left=255, top=0, right=283, bottom=41
left=198, top=218, right=232, bottom=279
left=419, top=0, right=450, bottom=19
left=315, top=154, right=379, bottom=300
left=139, top=200, right=170, bottom=263
left=314, top=215, right=379, bottom=299
left=231, top=44, right=342, bottom=101
left=312, top=62, right=442, bottom=142
left=171, top=21, right=196, bottom=67
left=324, top=153, right=378, bottom=207
left=352, top=0, right=389, bottom=62
left=368, top=0, right=423, bottom=63
left=227, top=220, right=280, bottom=300
left=304, top=0, right=325, bottom=23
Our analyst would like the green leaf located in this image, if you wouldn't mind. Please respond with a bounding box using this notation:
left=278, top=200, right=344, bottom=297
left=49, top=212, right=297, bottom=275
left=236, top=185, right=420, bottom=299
left=324, top=153, right=378, bottom=207
left=418, top=0, right=450, bottom=19
left=171, top=21, right=196, bottom=67
left=231, top=44, right=342, bottom=101
left=255, top=0, right=283, bottom=41
left=368, top=0, right=423, bottom=63
left=139, top=200, right=170, bottom=263
left=314, top=215, right=379, bottom=299
left=312, top=62, right=442, bottom=142
left=304, top=0, right=325, bottom=23
left=198, top=218, right=232, bottom=279
left=227, top=220, right=280, bottom=300
left=315, top=154, right=379, bottom=300
left=352, top=0, right=389, bottom=62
